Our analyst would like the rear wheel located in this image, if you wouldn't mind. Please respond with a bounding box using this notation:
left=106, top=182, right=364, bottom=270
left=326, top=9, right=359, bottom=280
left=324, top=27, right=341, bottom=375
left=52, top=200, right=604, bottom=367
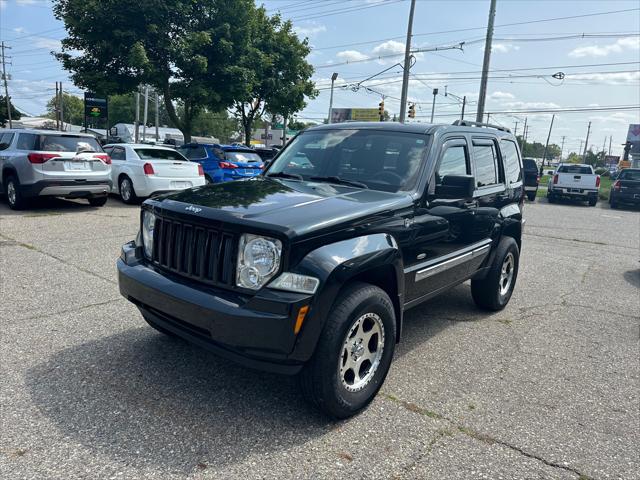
left=610, top=197, right=618, bottom=209
left=299, top=283, right=396, bottom=419
left=88, top=196, right=108, bottom=207
left=471, top=237, right=519, bottom=311
left=204, top=174, right=213, bottom=185
left=5, top=175, right=28, bottom=210
left=588, top=197, right=597, bottom=207
left=119, top=176, right=138, bottom=204
left=526, top=191, right=536, bottom=202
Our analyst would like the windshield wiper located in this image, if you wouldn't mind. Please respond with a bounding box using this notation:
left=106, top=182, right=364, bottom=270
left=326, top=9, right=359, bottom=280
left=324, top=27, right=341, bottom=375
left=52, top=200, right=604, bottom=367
left=309, top=176, right=369, bottom=189
left=266, top=171, right=303, bottom=181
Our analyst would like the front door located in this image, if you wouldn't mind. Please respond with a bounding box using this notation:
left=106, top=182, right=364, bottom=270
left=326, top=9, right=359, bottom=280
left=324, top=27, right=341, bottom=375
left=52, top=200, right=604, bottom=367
left=403, top=136, right=485, bottom=305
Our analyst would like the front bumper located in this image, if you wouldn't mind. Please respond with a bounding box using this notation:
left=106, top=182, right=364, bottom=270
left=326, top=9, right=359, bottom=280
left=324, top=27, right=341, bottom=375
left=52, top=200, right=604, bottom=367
left=117, top=241, right=313, bottom=374
left=19, top=179, right=112, bottom=198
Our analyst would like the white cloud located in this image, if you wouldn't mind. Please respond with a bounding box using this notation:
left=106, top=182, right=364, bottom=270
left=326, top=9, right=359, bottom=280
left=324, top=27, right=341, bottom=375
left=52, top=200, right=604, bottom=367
left=492, top=43, right=520, bottom=53
left=336, top=50, right=368, bottom=62
left=0, top=1, right=7, bottom=9
left=33, top=37, right=62, bottom=51
left=372, top=40, right=405, bottom=56
left=294, top=22, right=326, bottom=38
left=16, top=0, right=38, bottom=4
left=488, top=91, right=515, bottom=100
left=504, top=101, right=561, bottom=109
left=568, top=71, right=640, bottom=84
left=568, top=36, right=640, bottom=58
left=13, top=26, right=26, bottom=33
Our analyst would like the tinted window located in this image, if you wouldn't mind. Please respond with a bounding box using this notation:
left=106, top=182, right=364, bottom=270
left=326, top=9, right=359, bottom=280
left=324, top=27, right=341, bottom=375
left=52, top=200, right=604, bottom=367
left=502, top=140, right=522, bottom=184
left=473, top=144, right=498, bottom=187
left=269, top=129, right=429, bottom=193
left=0, top=132, right=15, bottom=148
left=135, top=148, right=186, bottom=161
left=16, top=133, right=38, bottom=150
left=178, top=145, right=206, bottom=160
left=225, top=151, right=262, bottom=163
left=557, top=165, right=592, bottom=174
left=437, top=145, right=468, bottom=180
left=619, top=169, right=640, bottom=180
left=39, top=135, right=102, bottom=152
left=111, top=147, right=126, bottom=160
left=522, top=159, right=537, bottom=171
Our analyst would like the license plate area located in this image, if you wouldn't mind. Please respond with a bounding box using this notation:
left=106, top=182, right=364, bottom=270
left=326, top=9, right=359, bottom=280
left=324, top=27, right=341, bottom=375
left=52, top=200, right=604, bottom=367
left=171, top=181, right=191, bottom=189
left=65, top=161, right=89, bottom=171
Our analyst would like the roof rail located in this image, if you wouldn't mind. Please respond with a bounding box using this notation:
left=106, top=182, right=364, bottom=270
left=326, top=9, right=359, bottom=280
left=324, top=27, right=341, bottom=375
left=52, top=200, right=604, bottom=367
left=452, top=119, right=511, bottom=133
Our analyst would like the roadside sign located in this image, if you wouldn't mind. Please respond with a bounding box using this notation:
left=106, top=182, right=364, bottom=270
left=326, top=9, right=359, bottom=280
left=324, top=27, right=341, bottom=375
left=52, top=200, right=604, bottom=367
left=330, top=108, right=380, bottom=123
left=627, top=124, right=640, bottom=142
left=84, top=92, right=108, bottom=119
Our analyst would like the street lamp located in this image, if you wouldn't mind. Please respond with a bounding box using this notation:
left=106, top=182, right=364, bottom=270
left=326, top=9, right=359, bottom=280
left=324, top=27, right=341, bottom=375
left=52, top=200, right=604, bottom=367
left=327, top=72, right=338, bottom=124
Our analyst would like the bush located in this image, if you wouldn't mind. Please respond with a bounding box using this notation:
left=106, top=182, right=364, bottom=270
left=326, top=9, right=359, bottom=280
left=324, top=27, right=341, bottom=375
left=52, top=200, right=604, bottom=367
left=595, top=167, right=607, bottom=175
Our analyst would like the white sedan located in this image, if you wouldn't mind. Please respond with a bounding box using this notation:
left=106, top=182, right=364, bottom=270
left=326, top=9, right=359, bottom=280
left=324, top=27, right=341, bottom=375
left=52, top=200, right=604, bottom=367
left=103, top=144, right=205, bottom=204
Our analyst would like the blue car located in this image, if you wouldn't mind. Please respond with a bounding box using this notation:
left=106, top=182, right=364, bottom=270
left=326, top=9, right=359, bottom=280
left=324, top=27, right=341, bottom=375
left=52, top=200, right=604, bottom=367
left=177, top=143, right=264, bottom=183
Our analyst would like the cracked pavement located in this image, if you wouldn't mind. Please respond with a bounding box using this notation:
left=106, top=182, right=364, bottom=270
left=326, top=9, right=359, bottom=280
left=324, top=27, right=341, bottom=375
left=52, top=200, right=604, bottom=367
left=1, top=197, right=638, bottom=479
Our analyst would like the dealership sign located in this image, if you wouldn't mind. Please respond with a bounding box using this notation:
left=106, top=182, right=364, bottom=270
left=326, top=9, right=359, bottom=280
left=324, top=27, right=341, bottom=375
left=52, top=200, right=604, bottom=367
left=331, top=108, right=380, bottom=123
left=84, top=93, right=108, bottom=119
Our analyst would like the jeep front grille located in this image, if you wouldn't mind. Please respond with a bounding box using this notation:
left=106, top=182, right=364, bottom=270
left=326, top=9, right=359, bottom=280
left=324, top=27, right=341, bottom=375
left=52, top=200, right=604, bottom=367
left=151, top=216, right=236, bottom=287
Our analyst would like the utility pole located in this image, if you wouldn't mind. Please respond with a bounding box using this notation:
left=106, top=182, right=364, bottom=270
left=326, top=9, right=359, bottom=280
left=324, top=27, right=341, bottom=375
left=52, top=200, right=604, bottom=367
left=486, top=112, right=491, bottom=124
left=601, top=136, right=607, bottom=166
left=134, top=87, right=140, bottom=143
left=513, top=121, right=518, bottom=138
left=560, top=135, right=566, bottom=161
left=327, top=72, right=338, bottom=124
left=142, top=85, right=149, bottom=142
left=1, top=41, right=12, bottom=129
left=520, top=117, right=527, bottom=152
left=542, top=114, right=555, bottom=169
left=608, top=135, right=612, bottom=156
left=55, top=82, right=60, bottom=130
left=398, top=0, right=416, bottom=123
left=460, top=96, right=466, bottom=120
left=155, top=90, right=159, bottom=142
left=578, top=140, right=583, bottom=156
left=430, top=88, right=438, bottom=123
left=582, top=121, right=591, bottom=161
left=476, top=0, right=497, bottom=123
left=59, top=82, right=64, bottom=131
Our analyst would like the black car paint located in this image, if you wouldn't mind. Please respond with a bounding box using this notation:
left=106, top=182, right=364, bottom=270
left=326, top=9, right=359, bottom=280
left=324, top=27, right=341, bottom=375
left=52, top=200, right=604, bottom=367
left=118, top=122, right=524, bottom=373
left=610, top=168, right=640, bottom=206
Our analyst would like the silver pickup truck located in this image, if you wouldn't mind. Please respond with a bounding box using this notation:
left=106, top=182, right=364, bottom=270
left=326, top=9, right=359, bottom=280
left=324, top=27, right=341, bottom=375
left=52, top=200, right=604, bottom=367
left=547, top=163, right=600, bottom=206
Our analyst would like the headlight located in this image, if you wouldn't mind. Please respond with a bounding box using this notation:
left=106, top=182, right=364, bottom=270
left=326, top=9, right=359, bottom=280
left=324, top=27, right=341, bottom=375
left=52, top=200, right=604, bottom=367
left=236, top=234, right=282, bottom=290
left=141, top=210, right=156, bottom=258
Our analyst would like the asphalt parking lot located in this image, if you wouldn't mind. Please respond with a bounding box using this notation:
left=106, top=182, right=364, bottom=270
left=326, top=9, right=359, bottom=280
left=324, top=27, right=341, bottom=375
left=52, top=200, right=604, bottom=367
left=1, top=196, right=638, bottom=480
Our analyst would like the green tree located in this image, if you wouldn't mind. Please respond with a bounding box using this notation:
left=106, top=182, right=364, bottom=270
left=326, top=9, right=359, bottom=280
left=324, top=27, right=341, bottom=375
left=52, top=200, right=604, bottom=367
left=191, top=110, right=239, bottom=142
left=566, top=152, right=581, bottom=163
left=234, top=8, right=316, bottom=145
left=0, top=96, right=22, bottom=127
left=46, top=92, right=84, bottom=125
left=53, top=0, right=254, bottom=142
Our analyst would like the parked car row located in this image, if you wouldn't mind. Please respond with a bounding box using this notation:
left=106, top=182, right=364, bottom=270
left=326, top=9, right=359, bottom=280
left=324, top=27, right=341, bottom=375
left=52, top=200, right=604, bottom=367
left=547, top=163, right=600, bottom=206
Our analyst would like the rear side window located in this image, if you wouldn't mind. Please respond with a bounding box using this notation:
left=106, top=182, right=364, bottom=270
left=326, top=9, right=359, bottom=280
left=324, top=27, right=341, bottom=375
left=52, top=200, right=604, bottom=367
left=16, top=133, right=37, bottom=150
left=473, top=144, right=498, bottom=187
left=501, top=140, right=522, bottom=184
left=437, top=145, right=469, bottom=180
left=557, top=165, right=592, bottom=174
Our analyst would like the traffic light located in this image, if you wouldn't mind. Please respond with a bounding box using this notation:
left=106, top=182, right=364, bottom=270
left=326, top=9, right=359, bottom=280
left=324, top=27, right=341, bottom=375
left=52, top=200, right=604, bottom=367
left=378, top=100, right=385, bottom=120
left=408, top=103, right=416, bottom=119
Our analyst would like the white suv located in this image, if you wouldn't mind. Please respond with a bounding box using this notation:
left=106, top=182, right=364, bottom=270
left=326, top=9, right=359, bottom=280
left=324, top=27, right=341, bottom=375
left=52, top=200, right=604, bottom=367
left=0, top=129, right=112, bottom=209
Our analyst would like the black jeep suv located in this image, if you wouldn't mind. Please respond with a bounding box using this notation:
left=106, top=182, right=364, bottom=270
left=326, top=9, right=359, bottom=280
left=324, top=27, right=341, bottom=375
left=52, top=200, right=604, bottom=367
left=118, top=120, right=525, bottom=418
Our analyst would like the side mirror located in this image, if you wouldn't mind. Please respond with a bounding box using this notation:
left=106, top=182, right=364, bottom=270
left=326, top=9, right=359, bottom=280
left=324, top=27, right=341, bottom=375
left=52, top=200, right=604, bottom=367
left=109, top=127, right=118, bottom=136
left=434, top=175, right=475, bottom=199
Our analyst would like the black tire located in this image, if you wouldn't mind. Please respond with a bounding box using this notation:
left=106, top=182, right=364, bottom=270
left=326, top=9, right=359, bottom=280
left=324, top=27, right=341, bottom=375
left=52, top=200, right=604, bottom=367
left=5, top=175, right=28, bottom=210
left=299, top=282, right=396, bottom=419
left=526, top=191, right=536, bottom=202
left=88, top=196, right=108, bottom=207
left=610, top=198, right=618, bottom=209
left=119, top=175, right=138, bottom=204
left=588, top=197, right=597, bottom=207
left=204, top=174, right=213, bottom=185
left=471, top=237, right=519, bottom=311
left=547, top=194, right=555, bottom=204
left=142, top=315, right=180, bottom=338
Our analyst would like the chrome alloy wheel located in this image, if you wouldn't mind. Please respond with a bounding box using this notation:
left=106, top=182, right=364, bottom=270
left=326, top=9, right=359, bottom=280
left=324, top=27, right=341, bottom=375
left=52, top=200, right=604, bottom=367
left=120, top=178, right=132, bottom=202
left=338, top=312, right=385, bottom=392
left=7, top=181, right=16, bottom=206
left=499, top=252, right=515, bottom=296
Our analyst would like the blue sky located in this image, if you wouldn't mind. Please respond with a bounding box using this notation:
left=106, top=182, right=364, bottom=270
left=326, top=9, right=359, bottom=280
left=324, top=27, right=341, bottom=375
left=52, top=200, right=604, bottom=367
left=1, top=0, right=638, bottom=155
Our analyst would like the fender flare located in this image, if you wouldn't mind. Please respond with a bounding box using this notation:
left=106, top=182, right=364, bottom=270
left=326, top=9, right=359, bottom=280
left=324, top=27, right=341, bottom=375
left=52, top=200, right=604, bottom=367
left=286, top=233, right=404, bottom=363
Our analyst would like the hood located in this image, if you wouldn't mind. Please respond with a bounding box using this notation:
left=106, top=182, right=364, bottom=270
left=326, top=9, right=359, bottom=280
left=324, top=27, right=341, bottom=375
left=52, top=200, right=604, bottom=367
left=151, top=177, right=413, bottom=240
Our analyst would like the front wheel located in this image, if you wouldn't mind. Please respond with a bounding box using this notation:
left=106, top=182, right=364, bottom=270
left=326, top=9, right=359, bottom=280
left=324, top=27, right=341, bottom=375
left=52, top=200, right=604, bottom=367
left=299, top=283, right=396, bottom=419
left=5, top=175, right=28, bottom=210
left=471, top=237, right=520, bottom=311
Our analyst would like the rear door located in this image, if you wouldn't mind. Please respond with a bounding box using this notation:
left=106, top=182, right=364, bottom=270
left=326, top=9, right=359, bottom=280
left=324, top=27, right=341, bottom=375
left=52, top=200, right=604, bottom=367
left=133, top=147, right=199, bottom=179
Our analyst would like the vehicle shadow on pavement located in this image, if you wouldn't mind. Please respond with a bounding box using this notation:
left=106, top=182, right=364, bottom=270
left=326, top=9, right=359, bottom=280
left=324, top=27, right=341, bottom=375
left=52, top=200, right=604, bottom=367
left=24, top=285, right=488, bottom=473
left=623, top=269, right=640, bottom=289
left=0, top=196, right=135, bottom=216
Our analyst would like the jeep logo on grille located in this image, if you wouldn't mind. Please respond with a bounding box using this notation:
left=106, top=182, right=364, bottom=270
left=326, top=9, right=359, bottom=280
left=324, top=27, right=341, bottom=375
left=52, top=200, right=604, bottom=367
left=185, top=205, right=202, bottom=214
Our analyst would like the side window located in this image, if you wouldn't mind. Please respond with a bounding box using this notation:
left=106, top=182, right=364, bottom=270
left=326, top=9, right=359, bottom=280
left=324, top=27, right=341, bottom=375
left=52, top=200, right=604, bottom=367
left=111, top=147, right=126, bottom=160
left=436, top=144, right=469, bottom=183
left=0, top=132, right=15, bottom=148
left=501, top=140, right=522, bottom=184
left=473, top=143, right=498, bottom=187
left=16, top=133, right=38, bottom=150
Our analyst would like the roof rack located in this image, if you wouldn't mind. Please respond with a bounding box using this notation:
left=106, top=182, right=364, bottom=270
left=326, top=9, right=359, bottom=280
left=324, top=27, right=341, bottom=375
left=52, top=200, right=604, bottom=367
left=451, top=119, right=511, bottom=133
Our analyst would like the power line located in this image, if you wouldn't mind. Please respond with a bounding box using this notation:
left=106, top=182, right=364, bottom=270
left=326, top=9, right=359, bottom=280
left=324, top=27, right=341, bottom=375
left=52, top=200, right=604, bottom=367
left=289, top=0, right=403, bottom=22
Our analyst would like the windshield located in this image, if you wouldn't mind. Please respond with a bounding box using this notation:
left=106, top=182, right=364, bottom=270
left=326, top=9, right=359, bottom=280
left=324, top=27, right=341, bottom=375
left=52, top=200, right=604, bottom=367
left=135, top=148, right=186, bottom=161
left=225, top=151, right=262, bottom=163
left=266, top=129, right=429, bottom=192
left=558, top=165, right=592, bottom=174
left=39, top=135, right=102, bottom=153
left=619, top=169, right=640, bottom=180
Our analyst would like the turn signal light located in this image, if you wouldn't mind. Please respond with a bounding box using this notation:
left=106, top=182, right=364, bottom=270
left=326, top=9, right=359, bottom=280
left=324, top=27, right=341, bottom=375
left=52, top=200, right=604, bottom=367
left=143, top=163, right=155, bottom=175
left=93, top=154, right=111, bottom=165
left=27, top=153, right=60, bottom=164
left=613, top=180, right=621, bottom=191
left=294, top=305, right=310, bottom=335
